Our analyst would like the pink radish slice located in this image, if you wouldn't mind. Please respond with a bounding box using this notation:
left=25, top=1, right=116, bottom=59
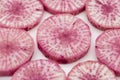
left=86, top=0, right=120, bottom=30
left=68, top=61, right=117, bottom=80
left=40, top=0, right=86, bottom=14
left=37, top=14, right=91, bottom=63
left=96, top=29, right=120, bottom=75
left=11, top=59, right=66, bottom=80
left=0, top=0, right=44, bottom=30
left=0, top=28, right=34, bottom=76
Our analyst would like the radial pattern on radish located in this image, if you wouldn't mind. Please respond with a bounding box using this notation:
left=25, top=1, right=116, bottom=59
left=68, top=61, right=117, bottom=80
left=37, top=14, right=91, bottom=63
left=0, top=28, right=34, bottom=75
left=96, top=29, right=120, bottom=75
left=86, top=0, right=120, bottom=30
left=0, top=0, right=44, bottom=30
left=40, top=0, right=86, bottom=14
left=11, top=60, right=66, bottom=80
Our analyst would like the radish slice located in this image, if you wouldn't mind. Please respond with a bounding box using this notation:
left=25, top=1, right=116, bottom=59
left=96, top=29, right=120, bottom=75
left=11, top=60, right=66, bottom=80
left=68, top=61, right=117, bottom=80
left=0, top=0, right=44, bottom=30
left=0, top=28, right=34, bottom=75
left=40, top=0, right=86, bottom=14
left=86, top=0, right=120, bottom=30
left=37, top=14, right=91, bottom=63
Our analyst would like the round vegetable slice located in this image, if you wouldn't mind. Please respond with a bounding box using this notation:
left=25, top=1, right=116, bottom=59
left=96, top=29, right=120, bottom=75
left=11, top=59, right=66, bottom=80
left=0, top=28, right=34, bottom=75
left=37, top=14, right=91, bottom=63
left=68, top=61, right=117, bottom=80
left=86, top=0, right=120, bottom=30
left=40, top=0, right=86, bottom=14
left=0, top=0, right=44, bottom=30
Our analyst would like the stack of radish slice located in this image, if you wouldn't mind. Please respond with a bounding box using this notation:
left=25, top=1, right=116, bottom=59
left=0, top=0, right=120, bottom=80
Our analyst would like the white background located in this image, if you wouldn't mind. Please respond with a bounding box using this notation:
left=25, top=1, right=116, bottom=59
left=0, top=11, right=120, bottom=80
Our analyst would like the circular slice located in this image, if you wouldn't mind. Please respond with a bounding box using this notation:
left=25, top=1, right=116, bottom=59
left=86, top=0, right=120, bottom=30
left=68, top=61, right=117, bottom=80
left=11, top=59, right=66, bottom=80
left=37, top=14, right=91, bottom=63
left=0, top=28, right=34, bottom=75
left=40, top=0, right=86, bottom=14
left=0, top=0, right=44, bottom=30
left=96, top=29, right=120, bottom=75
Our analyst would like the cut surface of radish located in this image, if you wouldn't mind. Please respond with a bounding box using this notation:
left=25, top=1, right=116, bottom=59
left=40, top=0, right=86, bottom=14
left=0, top=0, right=44, bottom=30
left=0, top=28, right=34, bottom=75
left=96, top=29, right=120, bottom=75
left=68, top=61, right=117, bottom=80
left=11, top=59, right=66, bottom=80
left=86, top=0, right=120, bottom=30
left=37, top=14, right=91, bottom=63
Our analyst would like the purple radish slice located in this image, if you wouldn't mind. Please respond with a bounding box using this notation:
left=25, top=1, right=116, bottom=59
left=37, top=14, right=91, bottom=63
left=40, top=0, right=86, bottom=15
left=86, top=0, right=120, bottom=30
left=0, top=28, right=34, bottom=76
left=68, top=61, right=117, bottom=80
left=96, top=29, right=120, bottom=75
left=0, top=0, right=44, bottom=30
left=11, top=59, right=66, bottom=80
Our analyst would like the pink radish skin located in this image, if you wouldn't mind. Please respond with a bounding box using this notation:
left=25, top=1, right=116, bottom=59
left=86, top=0, right=120, bottom=30
left=0, top=0, right=44, bottom=30
left=96, top=29, right=120, bottom=75
left=40, top=0, right=86, bottom=15
left=67, top=61, right=117, bottom=80
left=37, top=14, right=91, bottom=63
left=11, top=60, right=66, bottom=80
left=0, top=28, right=34, bottom=76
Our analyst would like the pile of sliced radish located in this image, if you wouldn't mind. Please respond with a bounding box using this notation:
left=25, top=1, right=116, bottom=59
left=0, top=0, right=120, bottom=80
